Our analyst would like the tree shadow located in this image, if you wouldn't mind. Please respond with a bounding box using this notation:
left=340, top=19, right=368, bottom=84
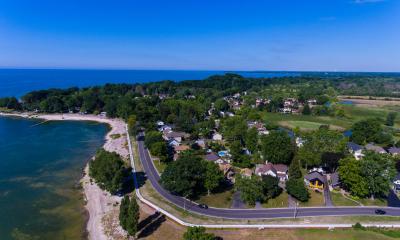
left=138, top=211, right=161, bottom=231
left=137, top=214, right=166, bottom=239
left=134, top=171, right=147, bottom=189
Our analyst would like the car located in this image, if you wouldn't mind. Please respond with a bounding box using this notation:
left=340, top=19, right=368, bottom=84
left=198, top=204, right=208, bottom=209
left=375, top=209, right=386, bottom=215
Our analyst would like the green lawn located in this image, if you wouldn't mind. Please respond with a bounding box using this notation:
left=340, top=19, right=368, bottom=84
left=262, top=191, right=289, bottom=208
left=359, top=198, right=387, bottom=207
left=153, top=160, right=167, bottom=174
left=279, top=120, right=344, bottom=131
left=331, top=191, right=360, bottom=206
left=295, top=229, right=397, bottom=240
left=299, top=189, right=325, bottom=207
left=197, top=189, right=234, bottom=208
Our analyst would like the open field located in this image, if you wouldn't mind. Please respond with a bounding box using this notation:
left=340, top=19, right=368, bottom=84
left=278, top=120, right=344, bottom=131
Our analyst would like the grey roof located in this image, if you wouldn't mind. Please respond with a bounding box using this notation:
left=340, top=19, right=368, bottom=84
left=347, top=142, right=363, bottom=152
left=365, top=143, right=387, bottom=153
left=273, top=164, right=288, bottom=173
left=304, top=171, right=325, bottom=183
left=331, top=172, right=340, bottom=186
left=204, top=153, right=220, bottom=162
left=389, top=147, right=400, bottom=155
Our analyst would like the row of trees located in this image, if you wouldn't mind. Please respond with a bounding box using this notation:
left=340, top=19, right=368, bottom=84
left=119, top=195, right=140, bottom=237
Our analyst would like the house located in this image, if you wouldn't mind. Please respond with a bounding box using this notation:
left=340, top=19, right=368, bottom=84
left=365, top=143, right=387, bottom=154
left=219, top=163, right=235, bottom=181
left=247, top=121, right=269, bottom=135
left=212, top=132, right=223, bottom=141
left=304, top=171, right=325, bottom=191
left=255, top=163, right=288, bottom=182
left=195, top=139, right=207, bottom=149
left=204, top=152, right=224, bottom=164
left=296, top=137, right=305, bottom=148
left=168, top=139, right=180, bottom=147
left=307, top=99, right=317, bottom=105
left=393, top=173, right=400, bottom=193
left=156, top=121, right=165, bottom=127
left=347, top=142, right=364, bottom=160
left=255, top=163, right=277, bottom=178
left=273, top=164, right=289, bottom=182
left=282, top=107, right=292, bottom=114
left=388, top=147, right=400, bottom=156
left=159, top=124, right=172, bottom=132
left=164, top=131, right=189, bottom=143
left=173, top=144, right=190, bottom=154
left=241, top=168, right=253, bottom=178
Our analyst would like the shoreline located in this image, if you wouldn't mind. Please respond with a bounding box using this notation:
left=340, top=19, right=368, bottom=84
left=0, top=112, right=129, bottom=240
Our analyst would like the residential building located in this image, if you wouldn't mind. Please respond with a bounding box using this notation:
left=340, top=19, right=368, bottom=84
left=365, top=143, right=387, bottom=154
left=212, top=132, right=223, bottom=141
left=173, top=144, right=190, bottom=154
left=388, top=147, right=400, bottom=156
left=255, top=163, right=288, bottom=182
left=241, top=168, right=253, bottom=178
left=304, top=171, right=325, bottom=191
left=347, top=142, right=364, bottom=160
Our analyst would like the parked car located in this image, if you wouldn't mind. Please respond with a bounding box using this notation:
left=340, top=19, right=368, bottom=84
left=375, top=209, right=386, bottom=215
left=198, top=204, right=208, bottom=209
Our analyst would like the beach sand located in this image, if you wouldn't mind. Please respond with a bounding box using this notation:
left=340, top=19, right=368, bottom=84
left=1, top=112, right=129, bottom=240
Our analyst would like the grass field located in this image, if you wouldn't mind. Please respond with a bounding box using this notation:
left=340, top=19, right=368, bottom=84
left=359, top=198, right=387, bottom=207
left=279, top=120, right=344, bottom=131
left=299, top=189, right=325, bottom=207
left=197, top=189, right=234, bottom=208
left=331, top=191, right=360, bottom=206
left=262, top=191, right=289, bottom=208
left=153, top=160, right=167, bottom=174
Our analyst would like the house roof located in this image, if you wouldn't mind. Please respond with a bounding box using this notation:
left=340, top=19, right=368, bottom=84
left=166, top=131, right=189, bottom=139
left=205, top=153, right=220, bottom=162
left=174, top=145, right=190, bottom=152
left=255, top=163, right=276, bottom=175
left=241, top=168, right=253, bottom=176
left=331, top=172, right=340, bottom=186
left=347, top=142, right=363, bottom=152
left=273, top=164, right=288, bottom=173
left=365, top=143, right=387, bottom=153
left=304, top=171, right=325, bottom=183
left=389, top=147, right=400, bottom=155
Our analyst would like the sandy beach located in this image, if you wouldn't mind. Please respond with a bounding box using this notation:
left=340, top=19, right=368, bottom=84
left=1, top=112, right=129, bottom=240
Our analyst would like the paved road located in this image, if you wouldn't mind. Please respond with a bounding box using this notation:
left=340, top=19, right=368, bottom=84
left=136, top=134, right=400, bottom=219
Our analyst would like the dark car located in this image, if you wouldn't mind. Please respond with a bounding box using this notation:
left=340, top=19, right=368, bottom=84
left=198, top=204, right=208, bottom=209
left=375, top=209, right=386, bottom=215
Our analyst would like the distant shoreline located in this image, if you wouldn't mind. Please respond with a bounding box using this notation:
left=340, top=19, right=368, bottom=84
left=0, top=112, right=129, bottom=240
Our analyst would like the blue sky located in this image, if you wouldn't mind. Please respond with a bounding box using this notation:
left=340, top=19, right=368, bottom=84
left=0, top=0, right=399, bottom=71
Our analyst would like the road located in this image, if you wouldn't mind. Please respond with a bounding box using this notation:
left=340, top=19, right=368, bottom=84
left=136, top=134, right=400, bottom=219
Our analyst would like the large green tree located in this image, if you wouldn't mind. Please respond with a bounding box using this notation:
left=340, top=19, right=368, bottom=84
left=89, top=149, right=128, bottom=194
left=338, top=157, right=369, bottom=198
left=262, top=175, right=282, bottom=200
left=286, top=178, right=309, bottom=202
left=160, top=152, right=206, bottom=198
left=235, top=176, right=264, bottom=205
left=261, top=131, right=294, bottom=164
left=204, top=162, right=224, bottom=195
left=351, top=118, right=383, bottom=145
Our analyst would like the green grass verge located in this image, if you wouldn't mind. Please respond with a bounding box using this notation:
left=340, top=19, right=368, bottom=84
left=299, top=189, right=325, bottom=207
left=197, top=190, right=234, bottom=208
left=331, top=191, right=360, bottom=206
left=262, top=191, right=289, bottom=208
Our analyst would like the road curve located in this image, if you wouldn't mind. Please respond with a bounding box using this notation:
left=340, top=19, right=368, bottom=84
left=135, top=133, right=400, bottom=219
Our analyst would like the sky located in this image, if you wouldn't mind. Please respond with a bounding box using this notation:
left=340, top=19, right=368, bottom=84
left=0, top=0, right=399, bottom=71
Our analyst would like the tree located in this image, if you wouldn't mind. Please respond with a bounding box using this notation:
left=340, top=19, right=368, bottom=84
left=302, top=104, right=311, bottom=115
left=262, top=175, right=282, bottom=200
left=386, top=112, right=397, bottom=126
left=119, top=196, right=130, bottom=230
left=288, top=158, right=302, bottom=179
left=235, top=176, right=264, bottom=205
left=127, top=114, right=137, bottom=135
left=297, top=128, right=346, bottom=168
left=261, top=131, right=294, bottom=164
left=221, top=116, right=247, bottom=143
left=124, top=197, right=140, bottom=236
left=360, top=152, right=396, bottom=199
left=149, top=142, right=169, bottom=161
left=183, top=227, right=217, bottom=240
left=351, top=119, right=382, bottom=145
left=245, top=127, right=259, bottom=153
left=286, top=178, right=309, bottom=202
left=214, top=99, right=229, bottom=112
left=160, top=152, right=206, bottom=198
left=89, top=149, right=128, bottom=194
left=338, top=157, right=369, bottom=198
left=204, top=162, right=224, bottom=195
left=144, top=131, right=164, bottom=148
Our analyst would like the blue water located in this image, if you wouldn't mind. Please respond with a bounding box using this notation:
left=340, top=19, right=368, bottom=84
left=0, top=117, right=108, bottom=240
left=0, top=69, right=299, bottom=97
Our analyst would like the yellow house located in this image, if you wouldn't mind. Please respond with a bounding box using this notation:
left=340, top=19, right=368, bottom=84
left=304, top=171, right=325, bottom=190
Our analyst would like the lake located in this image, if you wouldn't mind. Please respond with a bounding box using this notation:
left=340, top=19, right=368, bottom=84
left=0, top=117, right=108, bottom=240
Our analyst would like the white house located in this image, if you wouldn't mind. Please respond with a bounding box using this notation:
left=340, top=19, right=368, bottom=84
left=212, top=132, right=223, bottom=141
